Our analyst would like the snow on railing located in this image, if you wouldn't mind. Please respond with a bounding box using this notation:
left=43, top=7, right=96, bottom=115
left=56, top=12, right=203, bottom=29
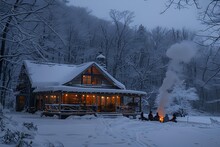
left=44, top=104, right=95, bottom=113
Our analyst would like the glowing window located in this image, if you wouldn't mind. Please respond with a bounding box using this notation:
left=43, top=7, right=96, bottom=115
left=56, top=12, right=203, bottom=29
left=83, top=75, right=91, bottom=84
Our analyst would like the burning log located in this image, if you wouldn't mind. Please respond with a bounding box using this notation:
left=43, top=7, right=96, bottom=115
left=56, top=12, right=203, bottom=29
left=159, top=116, right=164, bottom=123
left=159, top=114, right=170, bottom=123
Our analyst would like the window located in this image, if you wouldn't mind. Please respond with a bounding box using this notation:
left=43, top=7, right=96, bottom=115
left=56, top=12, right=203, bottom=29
left=92, top=76, right=102, bottom=85
left=82, top=66, right=111, bottom=86
left=83, top=75, right=92, bottom=84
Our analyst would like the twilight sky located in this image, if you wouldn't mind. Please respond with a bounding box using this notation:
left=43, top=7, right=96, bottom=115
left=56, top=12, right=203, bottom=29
left=69, top=0, right=204, bottom=30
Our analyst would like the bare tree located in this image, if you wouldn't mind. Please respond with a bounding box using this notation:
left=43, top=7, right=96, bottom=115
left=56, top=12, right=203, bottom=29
left=161, top=0, right=200, bottom=13
left=109, top=9, right=134, bottom=77
left=161, top=0, right=220, bottom=45
left=99, top=22, right=114, bottom=69
left=160, top=1, right=220, bottom=103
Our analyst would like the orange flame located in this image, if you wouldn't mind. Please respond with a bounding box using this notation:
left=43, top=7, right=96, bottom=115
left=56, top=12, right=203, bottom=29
left=159, top=116, right=164, bottom=123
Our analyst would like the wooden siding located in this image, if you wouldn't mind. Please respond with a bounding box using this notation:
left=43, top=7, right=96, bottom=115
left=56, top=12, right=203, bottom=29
left=16, top=65, right=33, bottom=111
left=65, top=65, right=118, bottom=89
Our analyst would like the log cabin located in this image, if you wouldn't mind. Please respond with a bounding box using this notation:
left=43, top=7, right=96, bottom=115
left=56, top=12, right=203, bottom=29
left=16, top=58, right=147, bottom=117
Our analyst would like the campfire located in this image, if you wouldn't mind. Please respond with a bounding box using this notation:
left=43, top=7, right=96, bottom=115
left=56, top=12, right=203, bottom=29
left=158, top=108, right=165, bottom=123
left=159, top=116, right=164, bottom=123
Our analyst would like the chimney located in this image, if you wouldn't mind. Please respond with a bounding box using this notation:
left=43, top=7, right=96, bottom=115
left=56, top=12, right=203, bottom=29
left=96, top=52, right=106, bottom=70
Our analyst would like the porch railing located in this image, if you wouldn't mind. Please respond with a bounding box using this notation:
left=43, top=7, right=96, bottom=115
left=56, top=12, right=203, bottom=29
left=116, top=105, right=137, bottom=113
left=42, top=104, right=140, bottom=119
left=44, top=104, right=96, bottom=113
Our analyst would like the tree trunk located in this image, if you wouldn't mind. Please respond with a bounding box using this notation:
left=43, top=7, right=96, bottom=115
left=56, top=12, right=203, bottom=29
left=0, top=0, right=20, bottom=106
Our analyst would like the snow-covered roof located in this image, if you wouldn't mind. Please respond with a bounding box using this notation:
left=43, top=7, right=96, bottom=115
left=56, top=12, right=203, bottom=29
left=23, top=60, right=125, bottom=89
left=96, top=54, right=106, bottom=59
left=33, top=86, right=147, bottom=96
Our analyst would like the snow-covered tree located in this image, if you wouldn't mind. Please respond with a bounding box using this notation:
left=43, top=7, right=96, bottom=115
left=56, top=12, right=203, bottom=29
left=166, top=81, right=199, bottom=115
left=0, top=0, right=56, bottom=107
left=109, top=9, right=134, bottom=78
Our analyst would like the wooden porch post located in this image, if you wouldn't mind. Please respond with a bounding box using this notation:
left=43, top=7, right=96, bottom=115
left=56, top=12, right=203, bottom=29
left=95, top=95, right=97, bottom=105
left=59, top=92, right=62, bottom=112
left=132, top=97, right=135, bottom=112
left=96, top=95, right=98, bottom=111
left=115, top=95, right=117, bottom=112
left=139, top=96, right=142, bottom=112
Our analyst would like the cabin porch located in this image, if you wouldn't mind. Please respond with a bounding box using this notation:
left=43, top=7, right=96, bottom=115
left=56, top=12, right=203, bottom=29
left=34, top=92, right=143, bottom=113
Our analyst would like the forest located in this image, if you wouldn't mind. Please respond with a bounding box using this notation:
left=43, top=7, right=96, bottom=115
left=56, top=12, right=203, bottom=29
left=0, top=0, right=219, bottom=113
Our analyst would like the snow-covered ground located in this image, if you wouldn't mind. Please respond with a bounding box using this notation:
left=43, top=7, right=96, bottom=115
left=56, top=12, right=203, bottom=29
left=1, top=112, right=220, bottom=147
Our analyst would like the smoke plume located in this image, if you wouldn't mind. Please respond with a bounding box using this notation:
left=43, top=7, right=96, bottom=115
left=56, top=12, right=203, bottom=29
left=157, top=41, right=198, bottom=117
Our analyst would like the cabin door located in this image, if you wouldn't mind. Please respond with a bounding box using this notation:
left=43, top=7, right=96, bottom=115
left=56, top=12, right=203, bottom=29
left=16, top=95, right=25, bottom=111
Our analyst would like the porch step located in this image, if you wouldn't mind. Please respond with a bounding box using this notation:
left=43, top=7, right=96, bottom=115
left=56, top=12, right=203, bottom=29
left=97, top=112, right=123, bottom=118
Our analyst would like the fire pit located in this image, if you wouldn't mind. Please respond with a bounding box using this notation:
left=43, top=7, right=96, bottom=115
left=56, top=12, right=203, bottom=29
left=148, top=111, right=177, bottom=123
left=159, top=116, right=164, bottom=123
left=158, top=112, right=172, bottom=123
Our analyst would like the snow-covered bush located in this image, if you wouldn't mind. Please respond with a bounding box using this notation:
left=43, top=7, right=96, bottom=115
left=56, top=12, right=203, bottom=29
left=0, top=113, right=37, bottom=147
left=0, top=117, right=5, bottom=131
left=166, top=82, right=199, bottom=115
left=23, top=122, right=37, bottom=132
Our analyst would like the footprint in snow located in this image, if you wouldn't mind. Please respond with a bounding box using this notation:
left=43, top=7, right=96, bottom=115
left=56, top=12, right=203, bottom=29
left=88, top=135, right=93, bottom=138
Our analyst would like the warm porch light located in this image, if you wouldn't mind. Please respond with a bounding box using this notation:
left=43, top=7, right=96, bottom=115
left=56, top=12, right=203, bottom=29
left=101, top=96, right=104, bottom=99
left=75, top=95, right=78, bottom=97
left=82, top=95, right=85, bottom=97
left=93, top=95, right=95, bottom=98
left=65, top=94, right=68, bottom=97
